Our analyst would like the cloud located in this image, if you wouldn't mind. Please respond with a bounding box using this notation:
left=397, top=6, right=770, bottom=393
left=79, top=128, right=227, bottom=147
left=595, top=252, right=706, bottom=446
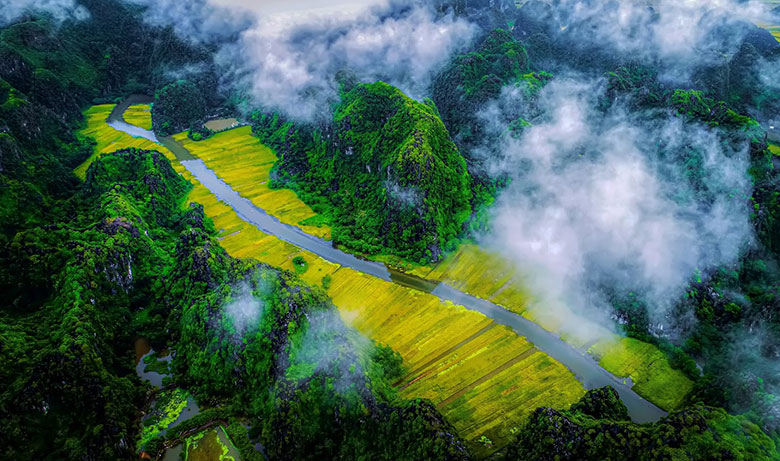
left=285, top=309, right=372, bottom=394
left=0, top=0, right=89, bottom=26
left=125, top=0, right=253, bottom=43
left=132, top=0, right=477, bottom=121
left=481, top=76, right=753, bottom=342
left=222, top=281, right=265, bottom=338
left=522, top=0, right=774, bottom=81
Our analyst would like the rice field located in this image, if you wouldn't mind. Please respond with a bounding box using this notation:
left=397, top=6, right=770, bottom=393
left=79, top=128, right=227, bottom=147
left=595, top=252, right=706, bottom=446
left=588, top=337, right=694, bottom=410
left=174, top=127, right=331, bottom=239
left=328, top=267, right=585, bottom=451
left=74, top=104, right=173, bottom=179
left=81, top=106, right=702, bottom=452
left=414, top=244, right=693, bottom=411
left=123, top=104, right=153, bottom=130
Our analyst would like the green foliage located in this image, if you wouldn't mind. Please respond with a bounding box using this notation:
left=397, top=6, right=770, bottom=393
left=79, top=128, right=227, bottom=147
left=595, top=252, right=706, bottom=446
left=292, top=255, right=308, bottom=274
left=153, top=80, right=207, bottom=137
left=0, top=0, right=218, bottom=237
left=432, top=29, right=538, bottom=155
left=0, top=147, right=199, bottom=458
left=188, top=122, right=215, bottom=142
left=143, top=352, right=171, bottom=375
left=670, top=89, right=757, bottom=128
left=138, top=389, right=190, bottom=450
left=501, top=387, right=779, bottom=460
left=253, top=81, right=473, bottom=263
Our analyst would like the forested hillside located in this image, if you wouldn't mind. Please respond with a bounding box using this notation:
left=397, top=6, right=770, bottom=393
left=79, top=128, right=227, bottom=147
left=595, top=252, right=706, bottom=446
left=252, top=81, right=473, bottom=262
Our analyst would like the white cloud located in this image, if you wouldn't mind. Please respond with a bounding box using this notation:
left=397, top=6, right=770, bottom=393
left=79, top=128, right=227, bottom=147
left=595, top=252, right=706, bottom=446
left=0, top=0, right=89, bottom=26
left=482, top=77, right=753, bottom=341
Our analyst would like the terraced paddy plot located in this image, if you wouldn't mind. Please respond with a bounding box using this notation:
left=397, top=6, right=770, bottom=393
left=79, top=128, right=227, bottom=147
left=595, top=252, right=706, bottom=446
left=123, top=104, right=153, bottom=130
left=75, top=104, right=174, bottom=179
left=170, top=169, right=586, bottom=453
left=174, top=127, right=331, bottom=239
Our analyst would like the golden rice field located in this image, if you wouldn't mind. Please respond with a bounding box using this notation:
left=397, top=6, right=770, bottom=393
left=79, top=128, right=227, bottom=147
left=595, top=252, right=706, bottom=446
left=123, top=104, right=153, bottom=130
left=174, top=127, right=331, bottom=239
left=77, top=108, right=585, bottom=453
left=155, top=116, right=690, bottom=412
left=74, top=104, right=172, bottom=179
left=328, top=268, right=585, bottom=451
left=413, top=244, right=693, bottom=411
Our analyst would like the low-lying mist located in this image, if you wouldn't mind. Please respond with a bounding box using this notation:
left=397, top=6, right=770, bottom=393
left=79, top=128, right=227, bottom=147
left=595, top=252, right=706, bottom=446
left=130, top=0, right=477, bottom=121
left=1, top=0, right=89, bottom=26
left=479, top=76, right=754, bottom=343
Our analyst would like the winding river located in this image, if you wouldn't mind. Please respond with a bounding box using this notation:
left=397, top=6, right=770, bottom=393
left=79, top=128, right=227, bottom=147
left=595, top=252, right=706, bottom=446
left=107, top=100, right=667, bottom=423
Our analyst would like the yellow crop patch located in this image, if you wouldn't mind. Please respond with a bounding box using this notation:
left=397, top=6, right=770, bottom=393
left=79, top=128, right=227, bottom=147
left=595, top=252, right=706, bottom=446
left=174, top=127, right=331, bottom=239
left=327, top=267, right=584, bottom=454
left=157, top=114, right=691, bottom=411
left=123, top=104, right=153, bottom=130
left=185, top=182, right=585, bottom=453
left=74, top=104, right=173, bottom=179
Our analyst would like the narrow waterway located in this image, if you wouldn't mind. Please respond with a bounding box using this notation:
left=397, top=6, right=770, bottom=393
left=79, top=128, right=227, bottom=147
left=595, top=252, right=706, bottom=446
left=108, top=100, right=667, bottom=423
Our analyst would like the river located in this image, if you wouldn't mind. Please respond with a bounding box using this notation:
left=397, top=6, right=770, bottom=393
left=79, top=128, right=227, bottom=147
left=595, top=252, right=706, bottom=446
left=107, top=99, right=667, bottom=423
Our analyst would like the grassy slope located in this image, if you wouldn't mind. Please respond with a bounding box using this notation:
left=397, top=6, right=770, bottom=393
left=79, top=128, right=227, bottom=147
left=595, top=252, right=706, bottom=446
left=78, top=106, right=586, bottom=455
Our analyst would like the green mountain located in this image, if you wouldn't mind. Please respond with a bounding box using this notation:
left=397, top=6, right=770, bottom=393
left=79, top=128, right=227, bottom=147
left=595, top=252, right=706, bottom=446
left=253, top=81, right=473, bottom=263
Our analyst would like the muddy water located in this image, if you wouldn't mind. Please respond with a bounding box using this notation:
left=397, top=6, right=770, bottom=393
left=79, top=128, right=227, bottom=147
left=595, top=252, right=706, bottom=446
left=162, top=443, right=183, bottom=461
left=134, top=336, right=151, bottom=365
left=205, top=118, right=240, bottom=131
left=134, top=338, right=172, bottom=388
left=110, top=101, right=667, bottom=423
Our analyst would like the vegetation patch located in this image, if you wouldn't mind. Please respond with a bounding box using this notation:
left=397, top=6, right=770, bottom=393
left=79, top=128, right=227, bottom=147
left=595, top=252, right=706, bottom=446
left=252, top=81, right=473, bottom=263
left=292, top=255, right=308, bottom=274
left=588, top=337, right=694, bottom=411
left=185, top=426, right=241, bottom=461
left=138, top=388, right=190, bottom=451
left=143, top=352, right=171, bottom=375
